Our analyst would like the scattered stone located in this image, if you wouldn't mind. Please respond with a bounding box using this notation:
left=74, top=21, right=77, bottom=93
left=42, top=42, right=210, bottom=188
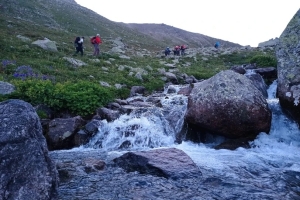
left=16, top=34, right=31, bottom=42
left=89, top=59, right=100, bottom=63
left=32, top=38, right=58, bottom=52
left=0, top=81, right=15, bottom=94
left=63, top=57, right=87, bottom=67
left=119, top=55, right=131, bottom=59
left=100, top=81, right=110, bottom=87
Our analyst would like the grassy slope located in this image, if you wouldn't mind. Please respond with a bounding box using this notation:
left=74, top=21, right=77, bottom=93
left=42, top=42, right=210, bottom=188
left=0, top=0, right=277, bottom=117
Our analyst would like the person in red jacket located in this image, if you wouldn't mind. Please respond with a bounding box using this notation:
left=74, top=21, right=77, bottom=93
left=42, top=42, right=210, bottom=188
left=91, top=34, right=102, bottom=56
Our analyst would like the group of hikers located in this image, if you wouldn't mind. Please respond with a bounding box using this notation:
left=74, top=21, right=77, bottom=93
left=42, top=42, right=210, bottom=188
left=164, top=45, right=187, bottom=57
left=164, top=41, right=220, bottom=57
left=73, top=33, right=102, bottom=56
left=73, top=35, right=220, bottom=57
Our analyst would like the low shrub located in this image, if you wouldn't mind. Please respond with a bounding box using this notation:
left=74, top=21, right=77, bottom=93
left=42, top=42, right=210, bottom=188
left=8, top=79, right=115, bottom=117
left=249, top=55, right=277, bottom=67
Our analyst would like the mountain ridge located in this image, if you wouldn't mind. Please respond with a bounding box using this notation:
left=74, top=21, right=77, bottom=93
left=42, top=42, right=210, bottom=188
left=0, top=0, right=241, bottom=51
left=124, top=23, right=242, bottom=48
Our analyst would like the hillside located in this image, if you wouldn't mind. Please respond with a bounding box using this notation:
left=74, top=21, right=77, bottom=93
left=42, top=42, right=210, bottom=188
left=0, top=0, right=164, bottom=51
left=0, top=0, right=241, bottom=52
left=0, top=0, right=276, bottom=118
left=124, top=23, right=242, bottom=48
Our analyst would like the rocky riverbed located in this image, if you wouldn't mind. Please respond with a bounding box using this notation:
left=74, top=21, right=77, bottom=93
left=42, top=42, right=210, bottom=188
left=50, top=149, right=289, bottom=200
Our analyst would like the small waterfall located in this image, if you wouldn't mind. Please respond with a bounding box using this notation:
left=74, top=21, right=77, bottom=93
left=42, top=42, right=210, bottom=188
left=86, top=86, right=188, bottom=151
left=251, top=80, right=300, bottom=148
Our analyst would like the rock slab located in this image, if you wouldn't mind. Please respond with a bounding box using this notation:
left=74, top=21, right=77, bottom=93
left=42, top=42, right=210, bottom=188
left=113, top=147, right=201, bottom=179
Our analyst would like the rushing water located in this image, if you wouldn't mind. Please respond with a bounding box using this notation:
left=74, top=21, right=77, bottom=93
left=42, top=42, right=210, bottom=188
left=78, top=80, right=300, bottom=198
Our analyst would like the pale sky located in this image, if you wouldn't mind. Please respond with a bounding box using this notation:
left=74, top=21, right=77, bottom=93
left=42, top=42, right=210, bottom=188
left=75, top=0, right=299, bottom=47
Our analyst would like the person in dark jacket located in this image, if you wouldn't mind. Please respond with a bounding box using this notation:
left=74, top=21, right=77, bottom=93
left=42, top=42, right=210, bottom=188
left=180, top=45, right=186, bottom=56
left=173, top=45, right=180, bottom=56
left=165, top=47, right=171, bottom=56
left=73, top=36, right=84, bottom=56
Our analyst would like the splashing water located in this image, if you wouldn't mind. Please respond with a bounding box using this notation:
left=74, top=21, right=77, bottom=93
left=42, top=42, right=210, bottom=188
left=86, top=92, right=188, bottom=151
left=173, top=80, right=300, bottom=198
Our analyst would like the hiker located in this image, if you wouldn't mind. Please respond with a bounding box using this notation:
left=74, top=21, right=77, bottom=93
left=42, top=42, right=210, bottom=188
left=91, top=34, right=102, bottom=56
left=73, top=36, right=84, bottom=56
left=165, top=47, right=171, bottom=56
left=180, top=45, right=186, bottom=56
left=173, top=45, right=180, bottom=56
left=214, top=41, right=220, bottom=49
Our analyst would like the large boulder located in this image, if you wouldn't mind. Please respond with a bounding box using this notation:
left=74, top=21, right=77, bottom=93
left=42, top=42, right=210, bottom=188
left=276, top=9, right=300, bottom=124
left=113, top=148, right=201, bottom=179
left=185, top=70, right=271, bottom=139
left=0, top=99, right=58, bottom=200
left=32, top=38, right=58, bottom=52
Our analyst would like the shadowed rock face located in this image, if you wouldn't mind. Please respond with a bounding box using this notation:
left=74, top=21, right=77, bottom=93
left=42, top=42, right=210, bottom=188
left=276, top=9, right=300, bottom=124
left=0, top=99, right=58, bottom=200
left=185, top=70, right=271, bottom=139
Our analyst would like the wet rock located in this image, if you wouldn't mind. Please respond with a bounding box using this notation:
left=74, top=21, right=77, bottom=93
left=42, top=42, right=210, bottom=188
left=46, top=116, right=85, bottom=150
left=184, top=75, right=198, bottom=84
left=96, top=107, right=121, bottom=122
left=113, top=148, right=201, bottom=179
left=243, top=63, right=257, bottom=70
left=253, top=67, right=277, bottom=80
left=166, top=85, right=177, bottom=94
left=178, top=84, right=194, bottom=96
left=245, top=73, right=268, bottom=98
left=130, top=86, right=146, bottom=97
left=115, top=99, right=128, bottom=105
left=214, top=136, right=255, bottom=150
left=230, top=65, right=246, bottom=74
left=0, top=99, right=58, bottom=200
left=107, top=102, right=122, bottom=109
left=74, top=119, right=103, bottom=146
left=164, top=72, right=178, bottom=84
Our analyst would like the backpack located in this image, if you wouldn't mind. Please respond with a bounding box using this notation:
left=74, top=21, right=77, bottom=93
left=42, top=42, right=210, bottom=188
left=74, top=37, right=80, bottom=47
left=90, top=36, right=96, bottom=44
